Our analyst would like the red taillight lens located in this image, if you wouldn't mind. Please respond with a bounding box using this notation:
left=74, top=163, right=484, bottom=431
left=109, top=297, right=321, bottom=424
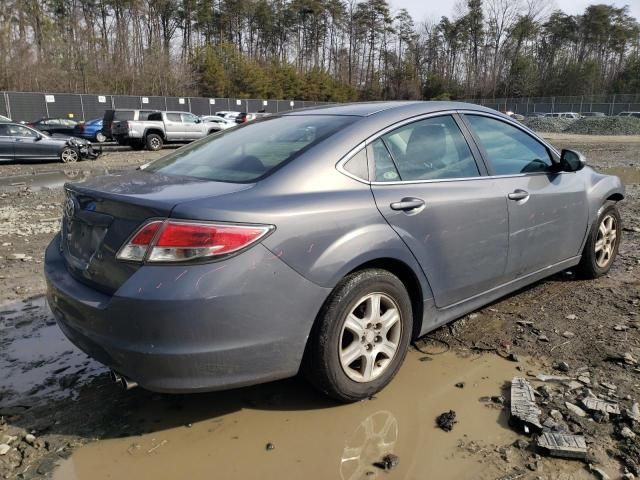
left=116, top=220, right=272, bottom=263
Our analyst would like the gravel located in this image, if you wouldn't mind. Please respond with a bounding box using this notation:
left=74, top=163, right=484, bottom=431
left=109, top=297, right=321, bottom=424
left=523, top=117, right=640, bottom=135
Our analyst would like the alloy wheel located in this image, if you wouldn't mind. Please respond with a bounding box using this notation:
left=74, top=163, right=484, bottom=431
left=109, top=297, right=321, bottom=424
left=339, top=293, right=402, bottom=383
left=61, top=148, right=79, bottom=163
left=594, top=214, right=617, bottom=268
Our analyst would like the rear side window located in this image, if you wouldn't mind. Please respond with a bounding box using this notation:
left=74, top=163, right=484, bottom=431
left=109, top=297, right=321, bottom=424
left=369, top=139, right=399, bottom=182
left=148, top=113, right=162, bottom=121
left=146, top=115, right=357, bottom=182
left=0, top=125, right=9, bottom=136
left=465, top=115, right=552, bottom=175
left=166, top=113, right=182, bottom=122
left=379, top=115, right=479, bottom=181
left=343, top=148, right=368, bottom=181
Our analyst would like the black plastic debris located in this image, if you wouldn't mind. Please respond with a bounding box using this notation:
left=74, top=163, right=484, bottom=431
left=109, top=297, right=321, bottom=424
left=510, top=377, right=542, bottom=434
left=436, top=410, right=457, bottom=432
left=374, top=453, right=400, bottom=471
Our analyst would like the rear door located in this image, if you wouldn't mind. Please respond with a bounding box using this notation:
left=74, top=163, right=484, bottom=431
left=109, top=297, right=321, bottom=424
left=164, top=112, right=183, bottom=140
left=0, top=124, right=14, bottom=161
left=462, top=113, right=589, bottom=279
left=369, top=113, right=510, bottom=308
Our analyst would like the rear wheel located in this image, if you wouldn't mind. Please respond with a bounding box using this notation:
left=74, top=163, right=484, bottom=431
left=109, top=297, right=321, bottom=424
left=60, top=147, right=79, bottom=163
left=305, top=269, right=412, bottom=402
left=145, top=133, right=163, bottom=151
left=577, top=203, right=621, bottom=278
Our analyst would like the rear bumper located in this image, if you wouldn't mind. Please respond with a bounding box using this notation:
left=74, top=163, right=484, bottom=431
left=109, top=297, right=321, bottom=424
left=44, top=235, right=330, bottom=393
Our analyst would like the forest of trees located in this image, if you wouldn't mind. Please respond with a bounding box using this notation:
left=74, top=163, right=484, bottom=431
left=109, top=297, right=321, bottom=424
left=0, top=0, right=639, bottom=102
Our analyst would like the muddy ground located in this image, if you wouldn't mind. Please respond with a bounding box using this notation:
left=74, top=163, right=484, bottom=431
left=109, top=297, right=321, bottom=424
left=0, top=136, right=638, bottom=480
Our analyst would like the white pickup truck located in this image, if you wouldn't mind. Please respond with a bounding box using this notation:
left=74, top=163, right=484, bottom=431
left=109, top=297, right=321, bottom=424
left=112, top=111, right=224, bottom=151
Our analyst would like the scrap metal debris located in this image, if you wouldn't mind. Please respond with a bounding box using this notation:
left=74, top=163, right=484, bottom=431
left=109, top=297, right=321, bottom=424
left=510, top=377, right=542, bottom=433
left=581, top=398, right=621, bottom=415
left=436, top=410, right=457, bottom=432
left=536, top=432, right=587, bottom=460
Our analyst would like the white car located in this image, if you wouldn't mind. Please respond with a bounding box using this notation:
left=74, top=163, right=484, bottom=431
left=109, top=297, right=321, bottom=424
left=0, top=114, right=11, bottom=122
left=544, top=112, right=581, bottom=119
left=200, top=115, right=236, bottom=130
left=215, top=111, right=242, bottom=121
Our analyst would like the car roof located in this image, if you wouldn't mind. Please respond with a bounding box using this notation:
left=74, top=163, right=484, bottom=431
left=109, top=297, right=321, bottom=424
left=282, top=101, right=500, bottom=117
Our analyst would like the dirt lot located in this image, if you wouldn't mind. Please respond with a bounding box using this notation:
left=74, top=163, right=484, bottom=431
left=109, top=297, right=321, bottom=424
left=0, top=137, right=639, bottom=479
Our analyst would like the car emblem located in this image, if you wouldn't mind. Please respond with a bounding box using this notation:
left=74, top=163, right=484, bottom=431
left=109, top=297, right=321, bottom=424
left=64, top=194, right=75, bottom=231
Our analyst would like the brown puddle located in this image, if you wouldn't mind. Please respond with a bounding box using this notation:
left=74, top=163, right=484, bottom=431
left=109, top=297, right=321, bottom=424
left=53, top=351, right=592, bottom=480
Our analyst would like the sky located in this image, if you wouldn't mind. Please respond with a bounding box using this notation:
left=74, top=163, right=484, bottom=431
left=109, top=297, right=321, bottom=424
left=391, top=0, right=640, bottom=23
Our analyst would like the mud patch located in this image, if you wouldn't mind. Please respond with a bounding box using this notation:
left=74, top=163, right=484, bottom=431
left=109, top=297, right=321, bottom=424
left=52, top=352, right=593, bottom=480
left=0, top=297, right=103, bottom=405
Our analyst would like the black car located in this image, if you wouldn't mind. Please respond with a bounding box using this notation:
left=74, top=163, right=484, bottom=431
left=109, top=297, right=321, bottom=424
left=27, top=118, right=78, bottom=135
left=0, top=123, right=98, bottom=163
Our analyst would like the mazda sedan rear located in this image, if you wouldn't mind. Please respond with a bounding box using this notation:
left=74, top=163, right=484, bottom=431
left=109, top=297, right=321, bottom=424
left=45, top=102, right=624, bottom=402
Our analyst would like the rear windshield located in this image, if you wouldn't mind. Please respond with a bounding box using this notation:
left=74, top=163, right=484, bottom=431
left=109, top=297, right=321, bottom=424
left=145, top=115, right=357, bottom=182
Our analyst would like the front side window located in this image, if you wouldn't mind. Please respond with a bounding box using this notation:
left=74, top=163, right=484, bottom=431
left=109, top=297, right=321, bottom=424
left=182, top=113, right=199, bottom=123
left=379, top=115, right=479, bottom=181
left=9, top=125, right=38, bottom=137
left=146, top=115, right=357, bottom=182
left=465, top=115, right=552, bottom=175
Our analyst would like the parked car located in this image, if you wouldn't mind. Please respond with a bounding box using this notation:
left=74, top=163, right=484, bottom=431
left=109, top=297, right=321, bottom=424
left=617, top=111, right=640, bottom=118
left=0, top=114, right=11, bottom=122
left=112, top=111, right=222, bottom=150
left=544, top=112, right=581, bottom=119
left=215, top=110, right=242, bottom=121
left=235, top=112, right=271, bottom=124
left=73, top=118, right=107, bottom=143
left=45, top=102, right=624, bottom=402
left=102, top=109, right=158, bottom=141
left=581, top=112, right=606, bottom=117
left=200, top=115, right=236, bottom=130
left=0, top=122, right=98, bottom=163
left=27, top=117, right=78, bottom=135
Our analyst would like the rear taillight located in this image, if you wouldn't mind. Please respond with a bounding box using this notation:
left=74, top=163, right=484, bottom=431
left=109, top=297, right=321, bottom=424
left=116, top=220, right=273, bottom=263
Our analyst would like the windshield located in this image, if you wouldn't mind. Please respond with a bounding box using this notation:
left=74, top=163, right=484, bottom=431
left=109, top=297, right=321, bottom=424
left=145, top=115, right=357, bottom=182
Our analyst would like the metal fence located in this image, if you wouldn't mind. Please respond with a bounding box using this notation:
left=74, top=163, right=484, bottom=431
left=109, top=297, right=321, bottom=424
left=0, top=91, right=334, bottom=123
left=462, top=94, right=640, bottom=115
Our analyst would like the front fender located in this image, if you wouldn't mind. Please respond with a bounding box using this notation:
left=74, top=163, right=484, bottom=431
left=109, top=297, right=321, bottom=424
left=584, top=167, right=625, bottom=225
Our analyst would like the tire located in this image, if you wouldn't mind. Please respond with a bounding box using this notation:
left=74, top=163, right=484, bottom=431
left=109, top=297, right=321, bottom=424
left=145, top=133, right=163, bottom=151
left=95, top=132, right=106, bottom=143
left=577, top=203, right=621, bottom=278
left=305, top=269, right=412, bottom=402
left=60, top=147, right=79, bottom=163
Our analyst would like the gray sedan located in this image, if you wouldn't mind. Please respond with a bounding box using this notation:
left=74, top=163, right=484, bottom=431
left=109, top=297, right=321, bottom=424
left=44, top=102, right=624, bottom=401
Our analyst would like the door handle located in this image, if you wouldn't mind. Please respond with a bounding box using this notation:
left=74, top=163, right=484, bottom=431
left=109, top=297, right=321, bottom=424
left=507, top=189, right=530, bottom=201
left=390, top=197, right=425, bottom=212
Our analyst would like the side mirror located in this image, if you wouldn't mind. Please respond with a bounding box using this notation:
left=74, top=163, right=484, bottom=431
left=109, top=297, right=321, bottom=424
left=195, top=118, right=201, bottom=124
left=35, top=134, right=43, bottom=141
left=560, top=149, right=586, bottom=172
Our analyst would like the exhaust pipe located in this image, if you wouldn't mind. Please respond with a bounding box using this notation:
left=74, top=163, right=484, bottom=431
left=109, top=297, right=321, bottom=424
left=110, top=370, right=138, bottom=390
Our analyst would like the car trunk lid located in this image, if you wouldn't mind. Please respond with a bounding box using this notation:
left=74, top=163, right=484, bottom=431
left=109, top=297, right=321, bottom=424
left=60, top=170, right=253, bottom=294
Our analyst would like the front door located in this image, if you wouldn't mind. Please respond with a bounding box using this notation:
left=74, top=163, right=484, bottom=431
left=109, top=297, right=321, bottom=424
left=462, top=114, right=589, bottom=279
left=370, top=114, right=510, bottom=308
left=181, top=113, right=205, bottom=139
left=9, top=125, right=55, bottom=160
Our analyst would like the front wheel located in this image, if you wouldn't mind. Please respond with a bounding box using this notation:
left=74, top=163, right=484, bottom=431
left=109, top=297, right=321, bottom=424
left=95, top=132, right=106, bottom=143
left=305, top=269, right=412, bottom=402
left=577, top=203, right=621, bottom=278
left=60, top=147, right=79, bottom=163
